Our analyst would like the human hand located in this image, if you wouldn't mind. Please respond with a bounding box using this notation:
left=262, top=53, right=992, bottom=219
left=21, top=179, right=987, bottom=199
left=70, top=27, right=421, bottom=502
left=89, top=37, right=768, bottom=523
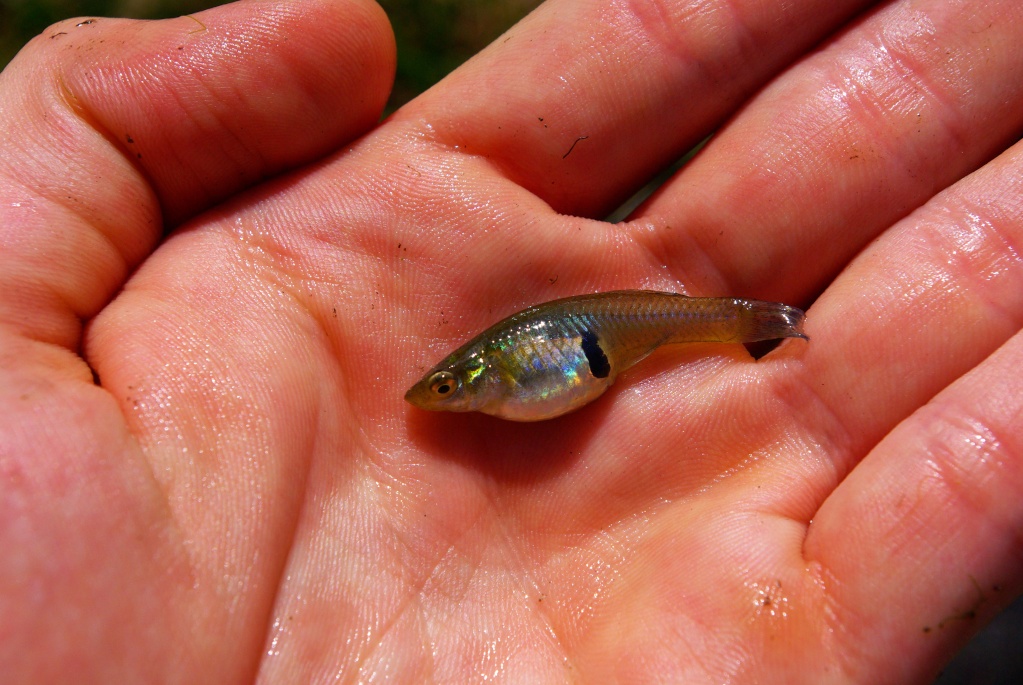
left=2, top=0, right=1021, bottom=682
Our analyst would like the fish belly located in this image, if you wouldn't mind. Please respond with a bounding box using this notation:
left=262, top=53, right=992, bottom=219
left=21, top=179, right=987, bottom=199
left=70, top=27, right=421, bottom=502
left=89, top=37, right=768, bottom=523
left=485, top=331, right=612, bottom=421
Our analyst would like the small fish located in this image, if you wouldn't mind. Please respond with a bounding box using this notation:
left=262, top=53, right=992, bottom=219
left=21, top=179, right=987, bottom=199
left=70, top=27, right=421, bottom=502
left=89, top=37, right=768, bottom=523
left=405, top=290, right=807, bottom=421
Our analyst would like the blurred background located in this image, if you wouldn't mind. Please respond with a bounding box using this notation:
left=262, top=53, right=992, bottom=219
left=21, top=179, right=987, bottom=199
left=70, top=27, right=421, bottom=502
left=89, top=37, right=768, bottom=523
left=0, top=1, right=1020, bottom=682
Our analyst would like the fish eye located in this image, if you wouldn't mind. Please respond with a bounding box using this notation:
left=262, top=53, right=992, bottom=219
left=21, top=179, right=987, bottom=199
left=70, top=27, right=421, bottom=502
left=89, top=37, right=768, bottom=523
left=428, top=371, right=457, bottom=397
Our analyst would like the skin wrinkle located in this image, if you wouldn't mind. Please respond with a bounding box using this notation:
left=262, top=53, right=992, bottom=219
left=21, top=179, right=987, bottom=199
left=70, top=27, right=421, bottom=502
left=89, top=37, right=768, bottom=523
left=811, top=362, right=1023, bottom=683
left=214, top=217, right=378, bottom=491
left=4, top=124, right=153, bottom=259
left=806, top=559, right=862, bottom=683
left=57, top=9, right=387, bottom=226
left=618, top=0, right=707, bottom=71
left=870, top=16, right=975, bottom=157
left=829, top=464, right=990, bottom=681
left=640, top=565, right=729, bottom=682
left=789, top=436, right=867, bottom=679
left=830, top=56, right=922, bottom=154
left=201, top=74, right=271, bottom=183
left=18, top=116, right=158, bottom=345
left=160, top=246, right=334, bottom=681
left=486, top=496, right=579, bottom=678
left=627, top=217, right=732, bottom=298
left=3, top=254, right=81, bottom=348
left=30, top=169, right=140, bottom=257
left=537, top=532, right=618, bottom=673
left=2, top=194, right=137, bottom=348
left=817, top=51, right=943, bottom=194
left=922, top=221, right=1023, bottom=334
left=254, top=394, right=323, bottom=679
left=919, top=408, right=1023, bottom=555
left=339, top=469, right=430, bottom=678
left=57, top=70, right=163, bottom=221
left=397, top=520, right=499, bottom=679
left=159, top=79, right=223, bottom=202
left=940, top=196, right=1023, bottom=325
left=809, top=584, right=861, bottom=683
left=768, top=355, right=857, bottom=491
left=674, top=357, right=841, bottom=509
left=622, top=0, right=749, bottom=85
left=391, top=471, right=480, bottom=574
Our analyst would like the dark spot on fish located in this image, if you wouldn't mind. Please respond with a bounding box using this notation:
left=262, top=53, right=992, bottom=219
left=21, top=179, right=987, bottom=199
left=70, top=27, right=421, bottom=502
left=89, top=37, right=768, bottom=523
left=580, top=330, right=610, bottom=378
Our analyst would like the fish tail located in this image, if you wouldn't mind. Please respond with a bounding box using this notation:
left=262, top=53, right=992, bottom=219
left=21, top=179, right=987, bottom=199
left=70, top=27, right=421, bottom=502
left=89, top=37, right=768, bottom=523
left=738, top=300, right=808, bottom=342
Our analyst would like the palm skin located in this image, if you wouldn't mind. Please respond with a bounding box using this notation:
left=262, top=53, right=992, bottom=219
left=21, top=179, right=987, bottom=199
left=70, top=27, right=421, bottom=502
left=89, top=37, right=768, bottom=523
left=2, top=0, right=1022, bottom=683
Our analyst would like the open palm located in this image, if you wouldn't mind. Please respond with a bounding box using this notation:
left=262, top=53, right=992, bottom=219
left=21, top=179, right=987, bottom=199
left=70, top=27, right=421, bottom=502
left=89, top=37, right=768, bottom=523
left=2, top=0, right=1021, bottom=682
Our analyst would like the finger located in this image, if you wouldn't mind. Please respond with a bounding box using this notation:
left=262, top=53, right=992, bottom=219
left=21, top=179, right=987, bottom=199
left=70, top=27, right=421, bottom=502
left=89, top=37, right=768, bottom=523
left=631, top=0, right=1023, bottom=302
left=0, top=1, right=395, bottom=679
left=0, top=0, right=394, bottom=348
left=45, top=1, right=394, bottom=225
left=396, top=0, right=875, bottom=217
left=801, top=135, right=1023, bottom=475
left=804, top=331, right=1023, bottom=684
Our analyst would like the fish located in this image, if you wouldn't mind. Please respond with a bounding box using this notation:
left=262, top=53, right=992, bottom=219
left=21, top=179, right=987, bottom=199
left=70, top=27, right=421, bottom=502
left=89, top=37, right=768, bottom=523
left=405, top=290, right=808, bottom=421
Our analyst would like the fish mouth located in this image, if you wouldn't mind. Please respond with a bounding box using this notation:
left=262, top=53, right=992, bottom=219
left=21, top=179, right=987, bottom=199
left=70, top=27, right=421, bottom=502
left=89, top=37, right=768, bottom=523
left=404, top=383, right=424, bottom=406
left=404, top=380, right=440, bottom=410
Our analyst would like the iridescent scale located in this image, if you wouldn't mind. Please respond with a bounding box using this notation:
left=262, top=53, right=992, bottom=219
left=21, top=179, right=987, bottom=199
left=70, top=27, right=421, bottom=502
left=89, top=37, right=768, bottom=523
left=405, top=290, right=807, bottom=421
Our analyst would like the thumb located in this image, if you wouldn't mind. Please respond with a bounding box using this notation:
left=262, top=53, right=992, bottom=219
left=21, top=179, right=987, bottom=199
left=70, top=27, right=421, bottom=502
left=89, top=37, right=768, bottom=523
left=0, top=0, right=395, bottom=348
left=8, top=0, right=395, bottom=225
